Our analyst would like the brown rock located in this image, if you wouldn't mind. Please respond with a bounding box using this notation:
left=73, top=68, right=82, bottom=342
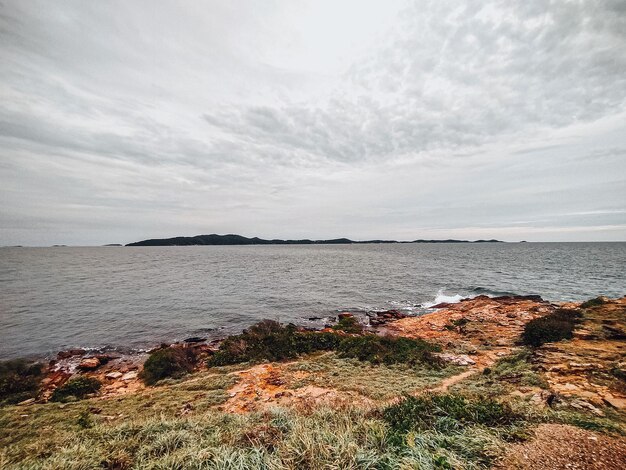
left=78, top=357, right=101, bottom=370
left=57, top=348, right=85, bottom=359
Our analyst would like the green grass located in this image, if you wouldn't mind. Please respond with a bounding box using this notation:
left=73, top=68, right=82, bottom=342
left=383, top=394, right=523, bottom=434
left=0, top=400, right=507, bottom=469
left=1, top=348, right=625, bottom=469
left=283, top=352, right=460, bottom=400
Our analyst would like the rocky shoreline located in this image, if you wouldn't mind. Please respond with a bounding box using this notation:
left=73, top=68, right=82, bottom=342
left=21, top=293, right=625, bottom=411
left=3, top=293, right=626, bottom=469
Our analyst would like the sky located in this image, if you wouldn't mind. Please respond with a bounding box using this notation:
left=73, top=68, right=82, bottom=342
left=1, top=0, right=625, bottom=245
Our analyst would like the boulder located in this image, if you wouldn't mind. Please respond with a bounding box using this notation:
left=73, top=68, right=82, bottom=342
left=78, top=357, right=101, bottom=370
left=57, top=348, right=86, bottom=359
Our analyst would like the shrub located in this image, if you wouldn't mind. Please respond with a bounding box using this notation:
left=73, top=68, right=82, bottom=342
left=521, top=309, right=581, bottom=347
left=338, top=334, right=441, bottom=366
left=207, top=320, right=442, bottom=368
left=332, top=316, right=363, bottom=334
left=383, top=394, right=521, bottom=434
left=0, top=359, right=43, bottom=405
left=580, top=297, right=606, bottom=309
left=140, top=347, right=195, bottom=385
left=207, top=321, right=342, bottom=367
left=51, top=376, right=101, bottom=402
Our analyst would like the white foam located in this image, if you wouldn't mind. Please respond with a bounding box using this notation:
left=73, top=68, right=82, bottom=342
left=422, top=289, right=469, bottom=308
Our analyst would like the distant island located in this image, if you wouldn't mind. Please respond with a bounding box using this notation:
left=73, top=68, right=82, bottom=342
left=126, top=234, right=503, bottom=246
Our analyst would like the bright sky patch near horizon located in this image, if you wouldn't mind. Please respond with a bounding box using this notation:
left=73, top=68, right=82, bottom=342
left=1, top=0, right=625, bottom=245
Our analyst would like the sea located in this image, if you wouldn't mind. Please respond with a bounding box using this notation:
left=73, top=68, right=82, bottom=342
left=0, top=242, right=624, bottom=359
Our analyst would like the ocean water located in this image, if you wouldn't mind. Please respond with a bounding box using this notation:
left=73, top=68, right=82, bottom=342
left=0, top=242, right=624, bottom=359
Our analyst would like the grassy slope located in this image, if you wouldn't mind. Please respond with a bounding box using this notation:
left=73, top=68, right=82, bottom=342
left=1, top=350, right=624, bottom=469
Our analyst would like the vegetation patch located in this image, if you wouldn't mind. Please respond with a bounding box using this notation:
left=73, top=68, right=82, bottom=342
left=338, top=334, right=442, bottom=366
left=580, top=297, right=606, bottom=309
left=284, top=353, right=459, bottom=400
left=207, top=320, right=442, bottom=368
left=207, top=320, right=342, bottom=366
left=521, top=308, right=582, bottom=347
left=383, top=393, right=523, bottom=435
left=141, top=347, right=196, bottom=385
left=332, top=315, right=363, bottom=334
left=0, top=359, right=43, bottom=405
left=51, top=376, right=102, bottom=402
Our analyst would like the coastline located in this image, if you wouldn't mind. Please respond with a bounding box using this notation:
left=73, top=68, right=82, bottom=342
left=2, top=293, right=626, bottom=468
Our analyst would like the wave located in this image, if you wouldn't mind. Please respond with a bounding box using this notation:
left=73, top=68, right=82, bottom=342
left=470, top=286, right=518, bottom=297
left=421, top=289, right=468, bottom=308
left=420, top=286, right=522, bottom=309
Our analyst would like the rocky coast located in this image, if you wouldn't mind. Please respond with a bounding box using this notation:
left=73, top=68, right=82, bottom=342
left=1, top=294, right=625, bottom=468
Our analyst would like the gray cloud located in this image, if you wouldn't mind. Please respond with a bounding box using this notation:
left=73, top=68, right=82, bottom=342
left=0, top=0, right=625, bottom=245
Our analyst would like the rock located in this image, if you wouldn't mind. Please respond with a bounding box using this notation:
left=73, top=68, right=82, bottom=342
left=436, top=353, right=476, bottom=366
left=57, top=348, right=86, bottom=359
left=183, top=337, right=206, bottom=343
left=78, top=357, right=101, bottom=370
left=105, top=371, right=123, bottom=380
left=602, top=394, right=626, bottom=409
left=337, top=312, right=354, bottom=319
left=17, top=398, right=35, bottom=406
left=431, top=302, right=454, bottom=309
left=121, top=371, right=138, bottom=381
left=573, top=330, right=596, bottom=340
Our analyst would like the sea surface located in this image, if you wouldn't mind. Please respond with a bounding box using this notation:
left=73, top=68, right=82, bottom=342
left=0, top=242, right=624, bottom=359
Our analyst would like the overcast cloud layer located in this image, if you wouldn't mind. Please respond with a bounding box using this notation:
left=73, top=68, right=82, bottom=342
left=1, top=0, right=625, bottom=245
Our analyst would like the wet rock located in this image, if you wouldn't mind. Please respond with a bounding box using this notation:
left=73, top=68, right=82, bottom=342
left=183, top=337, right=206, bottom=343
left=57, top=348, right=86, bottom=359
left=337, top=312, right=354, bottom=319
left=431, top=302, right=454, bottom=309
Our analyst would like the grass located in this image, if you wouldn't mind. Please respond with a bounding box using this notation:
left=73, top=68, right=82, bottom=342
left=521, top=308, right=582, bottom=347
left=383, top=394, right=523, bottom=435
left=1, top=348, right=624, bottom=469
left=0, top=399, right=507, bottom=469
left=283, top=352, right=460, bottom=400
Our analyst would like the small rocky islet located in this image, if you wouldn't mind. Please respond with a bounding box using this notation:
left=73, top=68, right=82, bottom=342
left=2, top=294, right=625, bottom=468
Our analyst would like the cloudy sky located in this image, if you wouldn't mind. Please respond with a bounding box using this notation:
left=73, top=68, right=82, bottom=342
left=1, top=0, right=625, bottom=245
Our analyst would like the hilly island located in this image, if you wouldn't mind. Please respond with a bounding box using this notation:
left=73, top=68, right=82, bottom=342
left=127, top=233, right=503, bottom=246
